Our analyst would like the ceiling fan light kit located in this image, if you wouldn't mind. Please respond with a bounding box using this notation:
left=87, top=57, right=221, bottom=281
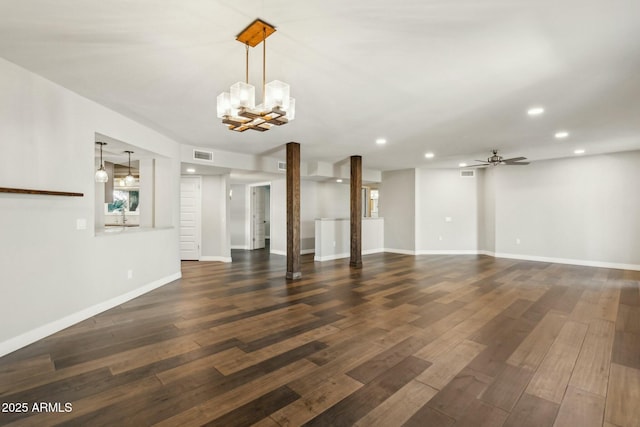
left=465, top=149, right=530, bottom=168
left=216, top=19, right=295, bottom=132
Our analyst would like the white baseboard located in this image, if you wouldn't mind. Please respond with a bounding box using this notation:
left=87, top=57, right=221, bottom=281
left=231, top=245, right=249, bottom=250
left=313, top=248, right=383, bottom=262
left=364, top=248, right=385, bottom=255
left=415, top=249, right=481, bottom=255
left=199, top=256, right=232, bottom=263
left=314, top=252, right=349, bottom=262
left=0, top=272, right=182, bottom=358
left=270, top=249, right=315, bottom=256
left=493, top=252, right=640, bottom=271
left=384, top=248, right=417, bottom=255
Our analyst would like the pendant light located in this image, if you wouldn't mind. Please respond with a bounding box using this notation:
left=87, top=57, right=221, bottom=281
left=124, top=150, right=135, bottom=186
left=95, top=142, right=108, bottom=183
left=216, top=19, right=295, bottom=132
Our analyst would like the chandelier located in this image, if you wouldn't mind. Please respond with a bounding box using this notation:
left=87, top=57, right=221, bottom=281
left=216, top=19, right=295, bottom=132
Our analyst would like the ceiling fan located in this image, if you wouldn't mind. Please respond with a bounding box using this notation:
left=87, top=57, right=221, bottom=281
left=466, top=149, right=529, bottom=167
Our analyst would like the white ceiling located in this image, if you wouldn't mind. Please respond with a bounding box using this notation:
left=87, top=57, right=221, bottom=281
left=2, top=0, right=640, bottom=170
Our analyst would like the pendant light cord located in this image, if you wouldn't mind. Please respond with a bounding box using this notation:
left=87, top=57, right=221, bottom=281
left=262, top=27, right=266, bottom=105
left=245, top=44, right=249, bottom=84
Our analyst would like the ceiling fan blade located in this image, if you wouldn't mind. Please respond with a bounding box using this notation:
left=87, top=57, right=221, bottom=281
left=504, top=161, right=530, bottom=165
left=502, top=156, right=527, bottom=162
left=466, top=163, right=490, bottom=168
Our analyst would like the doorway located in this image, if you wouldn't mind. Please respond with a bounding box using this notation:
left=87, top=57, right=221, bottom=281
left=248, top=184, right=270, bottom=250
left=180, top=176, right=202, bottom=260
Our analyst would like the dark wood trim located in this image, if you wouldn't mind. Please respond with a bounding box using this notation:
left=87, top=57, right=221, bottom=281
left=286, top=142, right=301, bottom=280
left=0, top=187, right=83, bottom=197
left=350, top=155, right=362, bottom=268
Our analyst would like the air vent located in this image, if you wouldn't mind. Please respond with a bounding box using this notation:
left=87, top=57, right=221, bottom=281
left=193, top=149, right=213, bottom=162
left=460, top=170, right=475, bottom=178
left=277, top=161, right=286, bottom=171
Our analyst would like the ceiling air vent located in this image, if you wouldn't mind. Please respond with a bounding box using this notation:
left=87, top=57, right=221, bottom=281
left=277, top=161, right=286, bottom=171
left=460, top=170, right=475, bottom=178
left=193, top=149, right=213, bottom=162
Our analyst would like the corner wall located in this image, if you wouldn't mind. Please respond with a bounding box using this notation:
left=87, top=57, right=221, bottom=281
left=380, top=169, right=416, bottom=253
left=0, top=57, right=181, bottom=356
left=490, top=151, right=640, bottom=268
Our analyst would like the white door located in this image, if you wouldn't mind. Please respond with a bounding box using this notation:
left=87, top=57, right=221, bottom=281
left=180, top=176, right=201, bottom=260
left=252, top=186, right=266, bottom=249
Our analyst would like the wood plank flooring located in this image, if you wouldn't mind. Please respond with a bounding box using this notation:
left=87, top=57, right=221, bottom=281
left=1, top=250, right=639, bottom=426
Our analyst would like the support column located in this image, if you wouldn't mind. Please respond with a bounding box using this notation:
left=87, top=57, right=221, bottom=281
left=286, top=142, right=301, bottom=279
left=350, top=155, right=362, bottom=268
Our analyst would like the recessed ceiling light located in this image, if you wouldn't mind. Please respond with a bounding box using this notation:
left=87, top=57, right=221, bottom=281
left=459, top=162, right=468, bottom=167
left=186, top=168, right=196, bottom=173
left=555, top=131, right=569, bottom=139
left=527, top=107, right=545, bottom=116
left=574, top=149, right=585, bottom=155
left=424, top=152, right=435, bottom=159
left=336, top=179, right=343, bottom=183
left=376, top=138, right=387, bottom=145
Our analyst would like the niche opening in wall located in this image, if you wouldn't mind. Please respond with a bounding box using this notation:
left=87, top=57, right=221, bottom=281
left=94, top=133, right=161, bottom=231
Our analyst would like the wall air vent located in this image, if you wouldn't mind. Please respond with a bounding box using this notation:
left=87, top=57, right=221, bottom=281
left=460, top=170, right=475, bottom=178
left=193, top=149, right=214, bottom=162
left=277, top=161, right=286, bottom=171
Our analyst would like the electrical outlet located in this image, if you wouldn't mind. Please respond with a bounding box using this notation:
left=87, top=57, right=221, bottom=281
left=332, top=241, right=336, bottom=247
left=438, top=236, right=443, bottom=241
left=76, top=218, right=87, bottom=230
left=127, top=269, right=133, bottom=279
left=445, top=217, right=452, bottom=223
left=516, top=238, right=521, bottom=245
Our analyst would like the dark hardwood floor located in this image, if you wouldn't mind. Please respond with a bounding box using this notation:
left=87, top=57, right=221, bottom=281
left=1, top=250, right=639, bottom=426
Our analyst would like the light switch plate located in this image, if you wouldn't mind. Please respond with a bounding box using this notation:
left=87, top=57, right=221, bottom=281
left=76, top=218, right=87, bottom=230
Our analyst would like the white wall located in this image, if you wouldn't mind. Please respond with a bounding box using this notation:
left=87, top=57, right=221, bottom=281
left=380, top=169, right=416, bottom=252
left=317, top=181, right=350, bottom=219
left=490, top=151, right=640, bottom=267
left=300, top=181, right=318, bottom=252
left=230, top=184, right=247, bottom=248
left=201, top=175, right=231, bottom=261
left=0, top=57, right=181, bottom=356
left=479, top=169, right=495, bottom=253
left=270, top=179, right=286, bottom=254
left=269, top=179, right=319, bottom=255
left=415, top=168, right=479, bottom=252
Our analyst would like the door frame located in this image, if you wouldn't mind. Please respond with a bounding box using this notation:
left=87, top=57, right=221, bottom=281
left=246, top=181, right=271, bottom=250
left=180, top=175, right=202, bottom=260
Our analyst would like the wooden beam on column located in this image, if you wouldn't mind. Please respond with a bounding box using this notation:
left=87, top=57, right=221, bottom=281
left=350, top=155, right=363, bottom=268
left=286, top=142, right=301, bottom=280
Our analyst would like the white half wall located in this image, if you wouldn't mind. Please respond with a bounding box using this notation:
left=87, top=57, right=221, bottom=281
left=0, top=57, right=181, bottom=356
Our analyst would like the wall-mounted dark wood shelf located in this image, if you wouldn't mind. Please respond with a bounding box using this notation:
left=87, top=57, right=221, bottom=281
left=0, top=187, right=84, bottom=197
